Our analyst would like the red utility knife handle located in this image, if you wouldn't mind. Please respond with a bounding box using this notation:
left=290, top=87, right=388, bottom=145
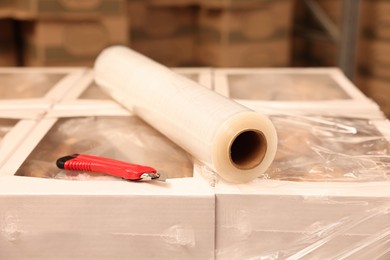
left=56, top=154, right=157, bottom=180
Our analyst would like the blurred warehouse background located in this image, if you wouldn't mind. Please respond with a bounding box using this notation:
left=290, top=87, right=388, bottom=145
left=0, top=0, right=389, bottom=116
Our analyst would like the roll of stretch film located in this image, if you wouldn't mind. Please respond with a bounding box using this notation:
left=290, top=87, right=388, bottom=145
left=94, top=46, right=277, bottom=183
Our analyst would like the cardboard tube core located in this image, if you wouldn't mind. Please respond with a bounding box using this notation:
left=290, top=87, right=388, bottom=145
left=230, top=130, right=267, bottom=170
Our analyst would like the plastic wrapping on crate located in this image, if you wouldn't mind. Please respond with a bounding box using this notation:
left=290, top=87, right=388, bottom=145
left=2, top=66, right=390, bottom=258
left=0, top=72, right=66, bottom=98
left=14, top=113, right=390, bottom=183
left=263, top=115, right=390, bottom=182
left=15, top=116, right=193, bottom=180
left=215, top=192, right=390, bottom=259
left=227, top=73, right=351, bottom=100
left=212, top=115, right=390, bottom=260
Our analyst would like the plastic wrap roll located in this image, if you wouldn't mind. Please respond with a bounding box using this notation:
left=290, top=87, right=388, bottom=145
left=94, top=46, right=277, bottom=183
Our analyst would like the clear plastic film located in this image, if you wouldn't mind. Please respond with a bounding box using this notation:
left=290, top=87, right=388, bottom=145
left=265, top=115, right=390, bottom=182
left=216, top=195, right=390, bottom=259
left=15, top=116, right=193, bottom=180
left=94, top=46, right=278, bottom=183
left=214, top=115, right=390, bottom=259
left=0, top=72, right=65, bottom=99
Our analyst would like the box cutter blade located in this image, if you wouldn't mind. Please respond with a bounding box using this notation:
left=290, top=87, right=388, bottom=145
left=56, top=154, right=162, bottom=181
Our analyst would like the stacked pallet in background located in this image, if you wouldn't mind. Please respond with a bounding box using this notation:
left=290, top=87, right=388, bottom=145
left=290, top=0, right=308, bottom=67
left=146, top=0, right=198, bottom=6
left=1, top=0, right=295, bottom=68
left=22, top=17, right=127, bottom=66
left=127, top=0, right=294, bottom=67
left=0, top=19, right=18, bottom=66
left=292, top=0, right=342, bottom=67
left=11, top=0, right=126, bottom=19
left=292, top=0, right=390, bottom=117
left=0, top=0, right=17, bottom=66
left=305, top=0, right=340, bottom=67
left=16, top=0, right=128, bottom=66
left=128, top=0, right=196, bottom=66
left=0, top=0, right=13, bottom=18
left=358, top=0, right=390, bottom=117
left=196, top=0, right=294, bottom=67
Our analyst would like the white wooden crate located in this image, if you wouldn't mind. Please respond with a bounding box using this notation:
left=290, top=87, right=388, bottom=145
left=0, top=67, right=216, bottom=260
left=210, top=117, right=390, bottom=259
left=1, top=67, right=390, bottom=259
left=209, top=67, right=390, bottom=259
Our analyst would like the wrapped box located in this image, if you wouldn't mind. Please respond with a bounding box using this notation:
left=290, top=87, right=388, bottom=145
left=211, top=115, right=390, bottom=259
left=1, top=67, right=390, bottom=259
left=196, top=0, right=293, bottom=67
left=3, top=112, right=215, bottom=260
left=128, top=2, right=196, bottom=66
left=22, top=17, right=128, bottom=66
left=209, top=67, right=390, bottom=258
left=214, top=174, right=390, bottom=259
left=0, top=19, right=17, bottom=66
left=0, top=176, right=215, bottom=259
left=13, top=0, right=126, bottom=20
left=0, top=68, right=215, bottom=259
